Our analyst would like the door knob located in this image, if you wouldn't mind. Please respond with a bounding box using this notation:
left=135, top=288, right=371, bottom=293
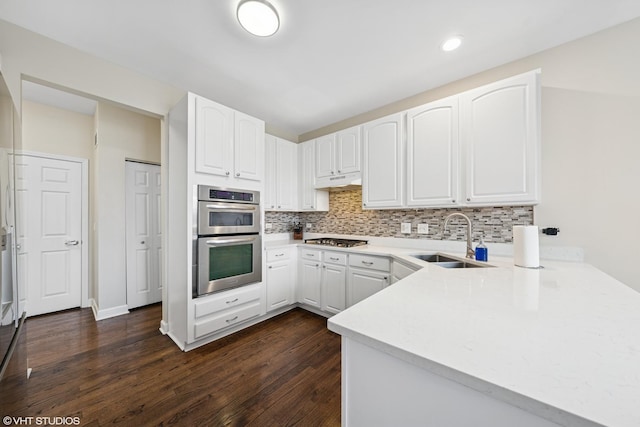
left=65, top=240, right=80, bottom=246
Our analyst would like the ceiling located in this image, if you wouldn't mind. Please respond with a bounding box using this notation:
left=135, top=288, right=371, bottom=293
left=2, top=1, right=640, bottom=138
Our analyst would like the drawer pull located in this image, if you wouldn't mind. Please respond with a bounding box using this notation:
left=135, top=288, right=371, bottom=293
left=275, top=253, right=285, bottom=257
left=226, top=298, right=239, bottom=304
left=329, top=257, right=339, bottom=261
left=226, top=316, right=239, bottom=323
left=362, top=261, right=374, bottom=266
left=306, top=253, right=315, bottom=257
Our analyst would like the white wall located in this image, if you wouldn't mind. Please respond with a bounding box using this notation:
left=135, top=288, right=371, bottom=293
left=93, top=102, right=160, bottom=314
left=21, top=100, right=93, bottom=159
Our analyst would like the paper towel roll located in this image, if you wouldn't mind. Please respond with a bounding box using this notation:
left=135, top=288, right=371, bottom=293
left=513, top=225, right=540, bottom=268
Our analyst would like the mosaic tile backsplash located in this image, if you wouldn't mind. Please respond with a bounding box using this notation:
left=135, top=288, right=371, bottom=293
left=264, top=188, right=533, bottom=243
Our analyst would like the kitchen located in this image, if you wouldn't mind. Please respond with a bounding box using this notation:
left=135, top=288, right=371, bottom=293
left=1, top=1, right=640, bottom=426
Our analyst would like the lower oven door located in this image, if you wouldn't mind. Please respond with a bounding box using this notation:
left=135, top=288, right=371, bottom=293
left=197, top=234, right=262, bottom=297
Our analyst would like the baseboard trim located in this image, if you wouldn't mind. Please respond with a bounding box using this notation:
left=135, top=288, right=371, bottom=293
left=90, top=299, right=129, bottom=321
left=159, top=320, right=169, bottom=335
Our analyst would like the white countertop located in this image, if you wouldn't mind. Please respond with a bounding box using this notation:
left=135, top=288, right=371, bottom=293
left=265, top=236, right=640, bottom=426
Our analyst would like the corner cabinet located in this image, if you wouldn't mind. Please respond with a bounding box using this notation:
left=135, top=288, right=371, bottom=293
left=362, top=113, right=404, bottom=209
left=460, top=70, right=540, bottom=205
left=264, top=134, right=297, bottom=211
left=194, top=95, right=264, bottom=185
left=316, top=126, right=361, bottom=179
left=299, top=140, right=329, bottom=211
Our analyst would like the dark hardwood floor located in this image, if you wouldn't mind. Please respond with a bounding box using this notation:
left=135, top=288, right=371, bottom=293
left=4, top=305, right=341, bottom=426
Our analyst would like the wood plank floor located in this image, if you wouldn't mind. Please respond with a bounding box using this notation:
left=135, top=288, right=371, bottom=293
left=4, top=305, right=341, bottom=426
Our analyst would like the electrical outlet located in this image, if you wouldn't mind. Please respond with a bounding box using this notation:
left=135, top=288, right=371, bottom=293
left=265, top=223, right=273, bottom=230
left=306, top=223, right=312, bottom=229
left=401, top=223, right=411, bottom=234
left=417, top=224, right=429, bottom=234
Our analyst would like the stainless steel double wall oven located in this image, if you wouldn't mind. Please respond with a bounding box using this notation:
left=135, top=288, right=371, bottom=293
left=195, top=185, right=262, bottom=297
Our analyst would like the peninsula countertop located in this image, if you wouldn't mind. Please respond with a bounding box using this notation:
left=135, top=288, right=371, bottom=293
left=321, top=247, right=640, bottom=427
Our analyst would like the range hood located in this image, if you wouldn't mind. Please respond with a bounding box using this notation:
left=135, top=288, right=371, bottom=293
left=315, top=172, right=362, bottom=190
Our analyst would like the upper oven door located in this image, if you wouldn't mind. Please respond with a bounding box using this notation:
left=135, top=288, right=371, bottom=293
left=198, top=201, right=260, bottom=235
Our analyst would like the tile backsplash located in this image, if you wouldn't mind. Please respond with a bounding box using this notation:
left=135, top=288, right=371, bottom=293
left=264, top=188, right=533, bottom=243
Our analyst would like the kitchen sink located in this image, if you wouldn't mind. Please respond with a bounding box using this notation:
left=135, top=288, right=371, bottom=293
left=410, top=252, right=494, bottom=269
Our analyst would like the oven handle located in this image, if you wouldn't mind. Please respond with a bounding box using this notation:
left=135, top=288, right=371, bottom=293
left=205, top=204, right=257, bottom=210
left=205, top=237, right=257, bottom=246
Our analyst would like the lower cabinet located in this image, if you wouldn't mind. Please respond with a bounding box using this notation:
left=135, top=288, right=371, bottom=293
left=298, top=249, right=322, bottom=308
left=347, top=254, right=391, bottom=306
left=192, top=284, right=262, bottom=340
left=266, top=247, right=295, bottom=312
left=322, top=251, right=348, bottom=314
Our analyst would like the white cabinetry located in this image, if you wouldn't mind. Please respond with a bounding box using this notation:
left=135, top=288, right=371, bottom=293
left=460, top=71, right=540, bottom=205
left=322, top=251, right=347, bottom=314
left=194, top=95, right=264, bottom=185
left=299, top=140, right=329, bottom=211
left=406, top=96, right=459, bottom=207
left=362, top=113, right=404, bottom=209
left=347, top=254, right=390, bottom=306
left=298, top=249, right=322, bottom=308
left=265, top=134, right=297, bottom=211
left=266, top=247, right=295, bottom=312
left=316, top=127, right=361, bottom=179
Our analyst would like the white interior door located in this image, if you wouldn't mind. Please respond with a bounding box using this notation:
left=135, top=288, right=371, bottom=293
left=15, top=154, right=83, bottom=316
left=125, top=161, right=161, bottom=309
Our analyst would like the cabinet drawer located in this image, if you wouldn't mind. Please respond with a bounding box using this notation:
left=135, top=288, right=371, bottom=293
left=300, top=248, right=322, bottom=261
left=267, top=247, right=292, bottom=262
left=349, top=254, right=390, bottom=271
left=393, top=261, right=419, bottom=281
left=324, top=251, right=347, bottom=266
left=194, top=285, right=261, bottom=319
left=194, top=301, right=261, bottom=339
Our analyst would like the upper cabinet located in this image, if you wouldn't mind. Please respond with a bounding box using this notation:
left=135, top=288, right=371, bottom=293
left=264, top=134, right=297, bottom=211
left=315, top=126, right=362, bottom=180
left=194, top=96, right=264, bottom=185
left=362, top=113, right=404, bottom=209
left=360, top=69, right=540, bottom=210
left=299, top=140, right=329, bottom=211
left=460, top=71, right=540, bottom=205
left=406, top=96, right=459, bottom=207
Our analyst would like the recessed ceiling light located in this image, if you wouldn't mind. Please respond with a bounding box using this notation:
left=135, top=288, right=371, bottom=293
left=441, top=36, right=463, bottom=52
left=237, top=0, right=280, bottom=37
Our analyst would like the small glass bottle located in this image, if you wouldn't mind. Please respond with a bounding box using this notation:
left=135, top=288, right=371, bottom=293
left=475, top=237, right=488, bottom=262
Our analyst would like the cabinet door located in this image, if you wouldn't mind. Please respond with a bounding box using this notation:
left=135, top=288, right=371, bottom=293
left=406, top=97, right=459, bottom=207
left=315, top=134, right=336, bottom=178
left=264, top=134, right=277, bottom=210
left=336, top=126, right=361, bottom=175
left=347, top=268, right=389, bottom=307
left=195, top=96, right=233, bottom=177
left=322, top=264, right=347, bottom=314
left=299, top=260, right=322, bottom=308
left=460, top=70, right=540, bottom=205
left=266, top=261, right=293, bottom=311
left=362, top=113, right=404, bottom=208
left=275, top=139, right=297, bottom=210
left=299, top=140, right=329, bottom=211
left=234, top=111, right=265, bottom=182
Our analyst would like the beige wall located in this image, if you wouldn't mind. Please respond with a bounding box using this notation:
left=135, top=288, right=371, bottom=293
left=300, top=17, right=640, bottom=292
left=0, top=94, right=13, bottom=150
left=22, top=100, right=93, bottom=159
left=93, top=102, right=161, bottom=311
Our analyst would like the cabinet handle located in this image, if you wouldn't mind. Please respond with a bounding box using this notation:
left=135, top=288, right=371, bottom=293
left=363, top=203, right=367, bottom=207
left=467, top=198, right=471, bottom=201
left=362, top=261, right=374, bottom=266
left=331, top=171, right=335, bottom=175
left=278, top=205, right=281, bottom=208
left=268, top=265, right=273, bottom=269
left=236, top=173, right=241, bottom=177
left=452, top=200, right=456, bottom=203
left=337, top=169, right=341, bottom=173
left=275, top=253, right=284, bottom=257
left=226, top=298, right=239, bottom=304
left=225, top=171, right=230, bottom=176
left=306, top=253, right=315, bottom=257
left=226, top=316, right=239, bottom=323
left=271, top=205, right=275, bottom=208
left=311, top=205, right=314, bottom=209
left=323, top=265, right=326, bottom=269
left=329, top=257, right=339, bottom=261
left=315, top=264, right=320, bottom=267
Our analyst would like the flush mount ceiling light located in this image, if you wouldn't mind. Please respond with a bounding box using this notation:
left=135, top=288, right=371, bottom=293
left=441, top=35, right=464, bottom=52
left=237, top=0, right=280, bottom=37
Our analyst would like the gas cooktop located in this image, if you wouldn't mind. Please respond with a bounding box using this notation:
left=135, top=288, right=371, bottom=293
left=304, top=238, right=368, bottom=248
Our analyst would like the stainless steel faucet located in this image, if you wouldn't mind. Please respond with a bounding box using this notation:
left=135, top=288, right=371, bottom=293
left=444, top=213, right=475, bottom=259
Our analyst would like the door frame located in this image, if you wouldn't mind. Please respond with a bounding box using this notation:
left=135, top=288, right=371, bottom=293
left=12, top=150, right=90, bottom=310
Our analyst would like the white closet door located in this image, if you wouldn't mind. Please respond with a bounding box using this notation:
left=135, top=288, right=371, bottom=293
left=125, top=161, right=162, bottom=309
